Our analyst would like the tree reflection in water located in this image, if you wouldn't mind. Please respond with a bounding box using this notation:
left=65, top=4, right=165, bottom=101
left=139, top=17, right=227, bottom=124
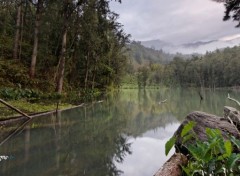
left=0, top=95, right=132, bottom=176
left=0, top=88, right=239, bottom=176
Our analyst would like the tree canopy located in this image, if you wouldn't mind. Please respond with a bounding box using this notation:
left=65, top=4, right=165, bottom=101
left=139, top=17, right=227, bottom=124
left=212, top=0, right=240, bottom=27
left=0, top=0, right=130, bottom=93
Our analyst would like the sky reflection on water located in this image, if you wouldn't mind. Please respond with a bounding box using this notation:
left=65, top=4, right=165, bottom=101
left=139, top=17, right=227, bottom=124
left=116, top=123, right=179, bottom=176
left=0, top=89, right=239, bottom=176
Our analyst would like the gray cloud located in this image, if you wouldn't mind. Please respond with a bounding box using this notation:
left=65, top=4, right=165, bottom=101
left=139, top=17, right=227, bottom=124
left=110, top=0, right=240, bottom=44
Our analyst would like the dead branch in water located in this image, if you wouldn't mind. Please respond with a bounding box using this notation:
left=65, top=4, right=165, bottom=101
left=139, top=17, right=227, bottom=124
left=228, top=94, right=240, bottom=107
left=0, top=98, right=32, bottom=119
left=0, top=119, right=32, bottom=146
left=198, top=90, right=203, bottom=101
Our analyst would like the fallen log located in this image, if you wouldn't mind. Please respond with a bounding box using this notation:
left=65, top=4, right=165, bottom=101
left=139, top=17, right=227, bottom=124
left=154, top=153, right=187, bottom=176
left=155, top=108, right=240, bottom=176
left=174, top=111, right=240, bottom=154
left=0, top=103, right=85, bottom=126
left=0, top=98, right=32, bottom=119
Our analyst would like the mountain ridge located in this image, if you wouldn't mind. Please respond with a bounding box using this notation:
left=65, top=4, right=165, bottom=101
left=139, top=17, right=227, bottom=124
left=141, top=36, right=240, bottom=54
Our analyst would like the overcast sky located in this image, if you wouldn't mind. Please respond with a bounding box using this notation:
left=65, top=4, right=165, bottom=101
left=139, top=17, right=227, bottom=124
left=110, top=0, right=240, bottom=44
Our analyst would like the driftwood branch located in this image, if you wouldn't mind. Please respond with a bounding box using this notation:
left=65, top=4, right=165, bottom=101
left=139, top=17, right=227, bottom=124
left=198, top=90, right=203, bottom=100
left=228, top=93, right=240, bottom=107
left=224, top=106, right=240, bottom=131
left=159, top=99, right=167, bottom=104
left=0, top=98, right=32, bottom=119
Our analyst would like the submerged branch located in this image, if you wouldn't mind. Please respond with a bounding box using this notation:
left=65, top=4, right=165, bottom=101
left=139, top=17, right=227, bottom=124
left=0, top=119, right=32, bottom=146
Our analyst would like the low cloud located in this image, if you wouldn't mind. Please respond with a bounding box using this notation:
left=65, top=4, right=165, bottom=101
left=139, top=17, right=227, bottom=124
left=110, top=0, right=239, bottom=44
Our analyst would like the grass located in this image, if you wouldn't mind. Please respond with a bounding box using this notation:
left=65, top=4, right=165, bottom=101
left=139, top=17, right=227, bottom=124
left=0, top=99, right=72, bottom=120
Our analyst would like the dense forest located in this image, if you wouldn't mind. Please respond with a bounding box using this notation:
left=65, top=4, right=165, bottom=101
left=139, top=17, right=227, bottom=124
left=134, top=46, right=240, bottom=88
left=0, top=0, right=129, bottom=94
left=1, top=0, right=240, bottom=95
left=126, top=41, right=176, bottom=67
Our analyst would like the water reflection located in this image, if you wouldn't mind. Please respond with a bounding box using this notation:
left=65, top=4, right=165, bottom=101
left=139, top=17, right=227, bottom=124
left=115, top=123, right=179, bottom=176
left=0, top=88, right=239, bottom=176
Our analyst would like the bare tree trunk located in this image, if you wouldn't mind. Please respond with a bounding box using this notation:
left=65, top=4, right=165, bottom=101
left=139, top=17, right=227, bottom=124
left=92, top=73, right=96, bottom=89
left=30, top=0, right=43, bottom=78
left=18, top=6, right=24, bottom=60
left=55, top=0, right=73, bottom=94
left=55, top=28, right=67, bottom=94
left=84, top=53, right=90, bottom=89
left=92, top=65, right=96, bottom=89
left=13, top=4, right=21, bottom=60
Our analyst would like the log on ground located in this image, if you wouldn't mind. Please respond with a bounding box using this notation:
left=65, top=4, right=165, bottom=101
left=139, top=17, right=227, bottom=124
left=154, top=109, right=240, bottom=176
left=174, top=111, right=240, bottom=154
left=153, top=153, right=187, bottom=176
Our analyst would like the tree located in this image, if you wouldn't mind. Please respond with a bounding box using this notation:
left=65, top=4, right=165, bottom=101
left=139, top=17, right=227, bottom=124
left=29, top=0, right=44, bottom=78
left=137, top=66, right=150, bottom=89
left=13, top=1, right=22, bottom=60
left=1, top=0, right=129, bottom=93
left=55, top=0, right=73, bottom=94
left=212, top=0, right=240, bottom=27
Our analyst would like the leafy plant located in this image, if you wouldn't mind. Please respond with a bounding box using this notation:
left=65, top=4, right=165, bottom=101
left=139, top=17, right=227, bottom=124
left=165, top=122, right=240, bottom=175
left=165, top=121, right=195, bottom=156
left=165, top=136, right=176, bottom=156
left=182, top=128, right=240, bottom=176
left=0, top=88, right=42, bottom=100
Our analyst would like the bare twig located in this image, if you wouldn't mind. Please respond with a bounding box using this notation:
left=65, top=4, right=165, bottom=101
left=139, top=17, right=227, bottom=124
left=159, top=99, right=167, bottom=104
left=228, top=94, right=240, bottom=107
left=0, top=98, right=32, bottom=119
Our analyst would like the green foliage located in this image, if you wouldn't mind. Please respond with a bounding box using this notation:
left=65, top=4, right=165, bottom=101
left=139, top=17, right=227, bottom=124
left=128, top=45, right=240, bottom=88
left=166, top=48, right=240, bottom=88
left=0, top=0, right=129, bottom=93
left=81, top=88, right=101, bottom=100
left=165, top=121, right=195, bottom=156
left=0, top=36, right=13, bottom=59
left=181, top=121, right=196, bottom=137
left=0, top=88, right=41, bottom=100
left=223, top=0, right=240, bottom=27
left=165, top=136, right=176, bottom=156
left=182, top=128, right=240, bottom=176
left=0, top=59, right=29, bottom=87
left=137, top=66, right=150, bottom=88
left=126, top=41, right=175, bottom=68
left=165, top=121, right=240, bottom=175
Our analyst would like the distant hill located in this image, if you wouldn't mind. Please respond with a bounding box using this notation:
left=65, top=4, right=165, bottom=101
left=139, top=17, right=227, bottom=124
left=125, top=41, right=178, bottom=69
left=141, top=37, right=240, bottom=54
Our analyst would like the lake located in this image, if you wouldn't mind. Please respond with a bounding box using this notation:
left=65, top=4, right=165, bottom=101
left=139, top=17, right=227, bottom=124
left=0, top=88, right=239, bottom=176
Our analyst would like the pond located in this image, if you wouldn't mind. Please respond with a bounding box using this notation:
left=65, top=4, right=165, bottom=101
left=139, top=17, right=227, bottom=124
left=0, top=88, right=239, bottom=176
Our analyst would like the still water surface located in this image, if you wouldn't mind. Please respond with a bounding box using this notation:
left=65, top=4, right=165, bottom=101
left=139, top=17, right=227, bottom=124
left=0, top=88, right=239, bottom=176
